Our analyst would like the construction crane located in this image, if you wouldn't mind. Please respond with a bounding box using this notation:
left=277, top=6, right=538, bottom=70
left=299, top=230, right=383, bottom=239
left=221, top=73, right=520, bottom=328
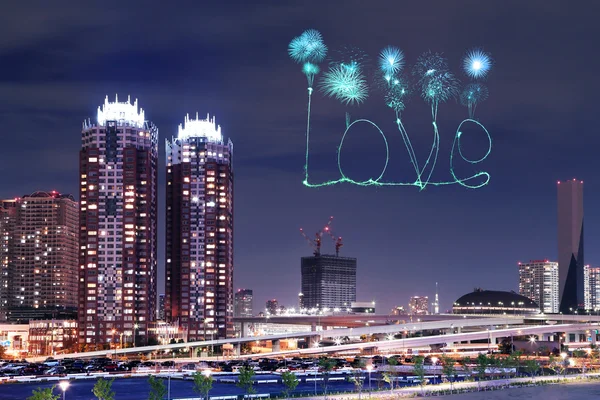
left=300, top=216, right=341, bottom=256
left=324, top=227, right=343, bottom=257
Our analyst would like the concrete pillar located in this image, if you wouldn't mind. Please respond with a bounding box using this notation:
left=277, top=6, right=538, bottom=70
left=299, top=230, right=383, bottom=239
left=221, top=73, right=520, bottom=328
left=240, top=323, right=246, bottom=337
left=565, top=334, right=570, bottom=343
left=272, top=339, right=280, bottom=353
left=234, top=343, right=241, bottom=356
left=311, top=322, right=317, bottom=332
left=593, top=333, right=597, bottom=345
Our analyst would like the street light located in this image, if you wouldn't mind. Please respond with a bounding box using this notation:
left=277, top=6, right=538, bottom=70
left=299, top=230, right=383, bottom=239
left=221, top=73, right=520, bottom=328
left=59, top=381, right=69, bottom=400
left=366, top=365, right=373, bottom=397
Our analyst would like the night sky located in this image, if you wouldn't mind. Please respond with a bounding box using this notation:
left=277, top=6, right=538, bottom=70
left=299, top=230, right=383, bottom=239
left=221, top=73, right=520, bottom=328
left=2, top=1, right=600, bottom=314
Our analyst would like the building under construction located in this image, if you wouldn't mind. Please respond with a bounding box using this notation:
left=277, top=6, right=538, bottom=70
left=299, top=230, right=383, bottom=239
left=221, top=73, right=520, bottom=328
left=299, top=217, right=356, bottom=311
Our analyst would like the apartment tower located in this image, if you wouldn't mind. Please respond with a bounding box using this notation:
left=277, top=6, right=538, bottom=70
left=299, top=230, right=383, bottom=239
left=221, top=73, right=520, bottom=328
left=1, top=192, right=78, bottom=322
left=518, top=260, right=559, bottom=313
left=79, top=95, right=158, bottom=347
left=165, top=113, right=234, bottom=341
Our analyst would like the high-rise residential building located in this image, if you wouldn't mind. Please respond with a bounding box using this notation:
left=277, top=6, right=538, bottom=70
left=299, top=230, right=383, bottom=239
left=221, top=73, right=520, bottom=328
left=0, top=192, right=78, bottom=323
left=557, top=179, right=584, bottom=312
left=0, top=199, right=17, bottom=321
left=301, top=255, right=357, bottom=310
left=165, top=113, right=234, bottom=341
left=234, top=289, right=253, bottom=317
left=266, top=299, right=278, bottom=315
left=587, top=266, right=600, bottom=311
left=409, top=296, right=429, bottom=315
left=518, top=260, right=559, bottom=313
left=79, top=95, right=159, bottom=347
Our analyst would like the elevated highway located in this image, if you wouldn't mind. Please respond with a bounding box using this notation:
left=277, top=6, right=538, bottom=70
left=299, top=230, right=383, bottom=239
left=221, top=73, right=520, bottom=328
left=26, top=316, right=556, bottom=362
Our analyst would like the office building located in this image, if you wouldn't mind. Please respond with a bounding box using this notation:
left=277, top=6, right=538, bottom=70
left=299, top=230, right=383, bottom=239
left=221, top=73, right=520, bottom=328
left=557, top=179, right=584, bottom=312
left=586, top=266, right=600, bottom=311
left=518, top=260, right=559, bottom=313
left=234, top=289, right=253, bottom=317
left=28, top=320, right=78, bottom=356
left=165, top=113, right=234, bottom=341
left=300, top=255, right=357, bottom=310
left=1, top=192, right=78, bottom=322
left=266, top=299, right=278, bottom=315
left=79, top=95, right=159, bottom=347
left=409, top=296, right=429, bottom=315
left=391, top=305, right=407, bottom=315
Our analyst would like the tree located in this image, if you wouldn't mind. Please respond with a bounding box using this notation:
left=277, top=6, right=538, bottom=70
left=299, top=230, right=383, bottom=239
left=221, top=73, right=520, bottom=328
left=460, top=357, right=472, bottom=381
left=475, top=354, right=488, bottom=391
left=92, top=378, right=115, bottom=400
left=148, top=376, right=167, bottom=400
left=236, top=366, right=256, bottom=399
left=382, top=357, right=398, bottom=392
left=412, top=356, right=428, bottom=396
left=193, top=371, right=214, bottom=400
left=441, top=356, right=456, bottom=393
left=27, top=386, right=59, bottom=400
left=498, top=338, right=513, bottom=355
left=349, top=358, right=365, bottom=399
left=318, top=357, right=337, bottom=399
left=523, top=359, right=540, bottom=381
left=281, top=371, right=299, bottom=399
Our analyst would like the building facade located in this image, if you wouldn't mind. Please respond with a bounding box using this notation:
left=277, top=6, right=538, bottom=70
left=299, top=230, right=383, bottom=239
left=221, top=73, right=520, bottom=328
left=586, top=266, right=600, bottom=311
left=28, top=320, right=78, bottom=356
left=518, top=260, right=559, bottom=313
left=409, top=296, right=429, bottom=315
left=165, top=113, right=234, bottom=341
left=300, top=255, right=357, bottom=310
left=557, top=179, right=584, bottom=312
left=0, top=200, right=17, bottom=321
left=79, top=95, right=159, bottom=347
left=1, top=192, right=78, bottom=322
left=266, top=299, right=278, bottom=315
left=234, top=289, right=253, bottom=317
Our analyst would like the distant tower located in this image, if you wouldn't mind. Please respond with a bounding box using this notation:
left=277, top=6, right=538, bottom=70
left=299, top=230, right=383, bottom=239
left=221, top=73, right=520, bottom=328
left=557, top=179, right=584, bottom=312
left=433, top=282, right=440, bottom=314
left=518, top=260, right=559, bottom=313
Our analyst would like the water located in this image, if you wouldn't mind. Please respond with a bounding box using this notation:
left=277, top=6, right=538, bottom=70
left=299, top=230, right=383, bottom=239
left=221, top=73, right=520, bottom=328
left=446, top=381, right=600, bottom=399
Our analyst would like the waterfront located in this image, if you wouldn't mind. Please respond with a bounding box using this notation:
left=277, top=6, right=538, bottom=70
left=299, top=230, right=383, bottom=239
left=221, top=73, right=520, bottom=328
left=451, top=381, right=600, bottom=399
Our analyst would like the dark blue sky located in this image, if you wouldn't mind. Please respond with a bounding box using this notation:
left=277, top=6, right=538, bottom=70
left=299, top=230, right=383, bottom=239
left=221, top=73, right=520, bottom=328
left=1, top=1, right=600, bottom=313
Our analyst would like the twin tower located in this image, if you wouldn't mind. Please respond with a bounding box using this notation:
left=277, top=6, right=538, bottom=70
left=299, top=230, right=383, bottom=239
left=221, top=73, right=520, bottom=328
left=79, top=95, right=233, bottom=347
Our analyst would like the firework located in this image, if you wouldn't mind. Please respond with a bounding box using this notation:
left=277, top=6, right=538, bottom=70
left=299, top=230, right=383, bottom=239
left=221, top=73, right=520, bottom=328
left=413, top=51, right=459, bottom=104
left=320, top=63, right=369, bottom=105
left=463, top=48, right=492, bottom=79
left=288, top=29, right=327, bottom=64
left=460, top=83, right=488, bottom=118
left=379, top=46, right=404, bottom=76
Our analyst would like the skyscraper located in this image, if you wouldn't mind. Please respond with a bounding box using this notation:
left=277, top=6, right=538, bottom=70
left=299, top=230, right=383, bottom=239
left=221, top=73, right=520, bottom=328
left=301, top=255, right=357, bottom=310
left=1, top=192, right=78, bottom=322
left=409, top=296, right=429, bottom=315
left=79, top=95, right=159, bottom=347
left=557, top=179, right=584, bottom=312
left=518, top=260, right=559, bottom=313
left=165, top=113, right=234, bottom=341
left=234, top=289, right=253, bottom=317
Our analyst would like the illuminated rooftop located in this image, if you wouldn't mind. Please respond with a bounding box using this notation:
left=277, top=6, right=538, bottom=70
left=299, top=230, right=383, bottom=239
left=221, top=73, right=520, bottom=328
left=97, top=94, right=145, bottom=128
left=178, top=113, right=222, bottom=143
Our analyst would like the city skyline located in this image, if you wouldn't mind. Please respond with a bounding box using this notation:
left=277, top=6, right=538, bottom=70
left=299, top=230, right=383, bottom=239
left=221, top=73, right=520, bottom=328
left=2, top=1, right=600, bottom=313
